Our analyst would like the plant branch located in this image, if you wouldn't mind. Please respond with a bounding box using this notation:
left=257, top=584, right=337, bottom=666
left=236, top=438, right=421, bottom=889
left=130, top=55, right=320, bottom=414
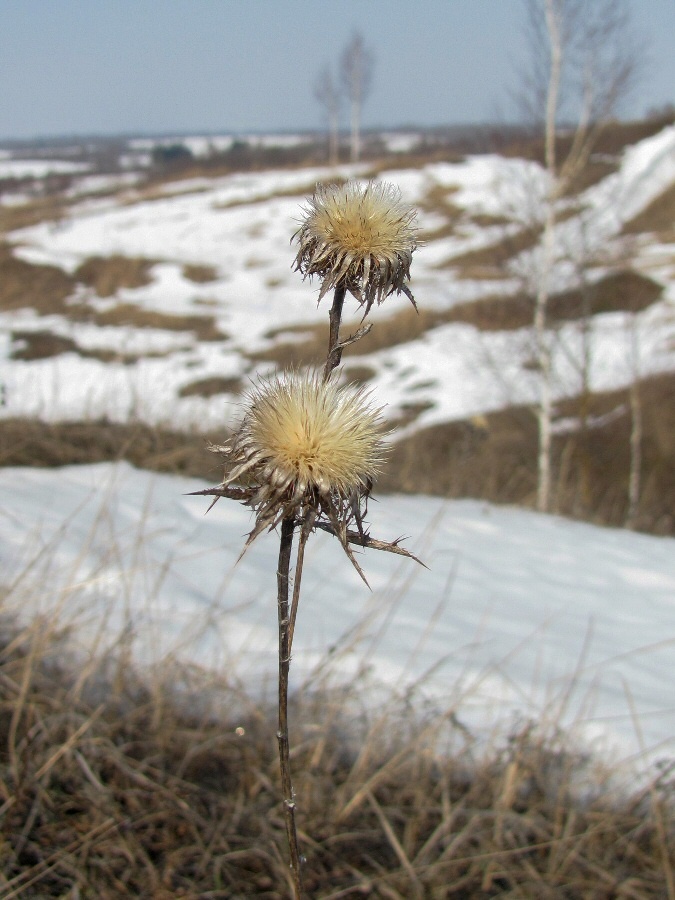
left=288, top=509, right=316, bottom=653
left=276, top=515, right=304, bottom=899
left=323, top=283, right=347, bottom=381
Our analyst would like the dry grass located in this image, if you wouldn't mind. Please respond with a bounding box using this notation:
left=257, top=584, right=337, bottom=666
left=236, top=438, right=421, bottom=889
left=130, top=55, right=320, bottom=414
left=623, top=181, right=675, bottom=239
left=0, top=244, right=76, bottom=316
left=2, top=368, right=674, bottom=537
left=0, top=197, right=69, bottom=235
left=91, top=303, right=227, bottom=341
left=251, top=268, right=664, bottom=372
left=9, top=329, right=145, bottom=364
left=381, top=371, right=675, bottom=536
left=547, top=271, right=663, bottom=320
left=0, top=248, right=228, bottom=344
left=182, top=263, right=219, bottom=284
left=435, top=225, right=542, bottom=274
left=0, top=419, right=224, bottom=483
left=0, top=611, right=672, bottom=898
left=178, top=376, right=244, bottom=398
left=74, top=256, right=155, bottom=297
left=500, top=115, right=675, bottom=194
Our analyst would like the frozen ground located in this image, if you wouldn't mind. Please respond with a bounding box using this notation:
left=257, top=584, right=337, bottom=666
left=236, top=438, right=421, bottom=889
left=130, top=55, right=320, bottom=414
left=1, top=461, right=673, bottom=773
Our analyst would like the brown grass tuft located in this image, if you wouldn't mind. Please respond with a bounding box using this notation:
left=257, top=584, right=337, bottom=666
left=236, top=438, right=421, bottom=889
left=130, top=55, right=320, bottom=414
left=74, top=255, right=156, bottom=297
left=9, top=329, right=147, bottom=364
left=0, top=615, right=672, bottom=897
left=0, top=244, right=77, bottom=315
left=623, top=181, right=675, bottom=239
left=0, top=197, right=69, bottom=235
left=0, top=419, right=224, bottom=482
left=92, top=303, right=227, bottom=341
left=252, top=268, right=663, bottom=371
left=178, top=376, right=244, bottom=398
left=182, top=262, right=219, bottom=283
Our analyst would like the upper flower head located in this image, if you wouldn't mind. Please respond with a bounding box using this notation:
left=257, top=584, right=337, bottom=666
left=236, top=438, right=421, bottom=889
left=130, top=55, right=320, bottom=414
left=211, top=371, right=386, bottom=552
left=293, top=181, right=419, bottom=316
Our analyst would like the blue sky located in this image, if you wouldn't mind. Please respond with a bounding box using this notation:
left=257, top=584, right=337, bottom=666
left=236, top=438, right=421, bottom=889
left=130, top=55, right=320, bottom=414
left=0, top=0, right=673, bottom=140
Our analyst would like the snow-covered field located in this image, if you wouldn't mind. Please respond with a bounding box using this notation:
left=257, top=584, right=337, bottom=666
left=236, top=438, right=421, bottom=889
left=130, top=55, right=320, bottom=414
left=1, top=461, right=673, bottom=774
left=2, top=126, right=674, bottom=431
left=1, top=127, right=674, bottom=778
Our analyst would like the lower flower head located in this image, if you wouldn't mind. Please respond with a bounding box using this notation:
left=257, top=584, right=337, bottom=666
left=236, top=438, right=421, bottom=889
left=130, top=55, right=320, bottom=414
left=293, top=181, right=418, bottom=316
left=214, top=371, right=386, bottom=541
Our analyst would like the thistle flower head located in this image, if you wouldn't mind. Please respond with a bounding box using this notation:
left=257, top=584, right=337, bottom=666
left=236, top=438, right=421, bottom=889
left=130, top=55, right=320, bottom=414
left=293, top=181, right=418, bottom=316
left=211, top=371, right=387, bottom=554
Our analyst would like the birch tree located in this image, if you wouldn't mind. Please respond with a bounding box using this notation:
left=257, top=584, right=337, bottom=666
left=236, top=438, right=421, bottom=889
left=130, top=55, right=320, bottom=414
left=340, top=31, right=374, bottom=164
left=516, top=0, right=639, bottom=512
left=314, top=65, right=341, bottom=166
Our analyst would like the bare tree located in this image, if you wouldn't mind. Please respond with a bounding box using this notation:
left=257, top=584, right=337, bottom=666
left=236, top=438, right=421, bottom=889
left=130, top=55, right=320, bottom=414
left=340, top=31, right=374, bottom=163
left=314, top=65, right=341, bottom=166
left=515, top=0, right=640, bottom=513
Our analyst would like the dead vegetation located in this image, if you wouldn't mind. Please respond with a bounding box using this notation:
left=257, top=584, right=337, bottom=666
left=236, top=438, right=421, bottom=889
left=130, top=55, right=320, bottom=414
left=74, top=255, right=155, bottom=297
left=0, top=241, right=231, bottom=347
left=435, top=225, right=542, bottom=274
left=182, top=263, right=219, bottom=283
left=623, top=181, right=675, bottom=240
left=91, top=303, right=227, bottom=341
left=381, top=371, right=675, bottom=536
left=0, top=614, right=672, bottom=898
left=0, top=197, right=69, bottom=235
left=1, top=370, right=674, bottom=536
left=0, top=419, right=224, bottom=483
left=250, top=269, right=664, bottom=371
left=9, top=330, right=141, bottom=364
left=178, top=376, right=244, bottom=398
left=0, top=244, right=76, bottom=316
left=500, top=114, right=675, bottom=194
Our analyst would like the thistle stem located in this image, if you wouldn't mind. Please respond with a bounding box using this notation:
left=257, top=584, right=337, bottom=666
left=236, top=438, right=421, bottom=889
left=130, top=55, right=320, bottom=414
left=323, top=283, right=347, bottom=382
left=276, top=515, right=304, bottom=899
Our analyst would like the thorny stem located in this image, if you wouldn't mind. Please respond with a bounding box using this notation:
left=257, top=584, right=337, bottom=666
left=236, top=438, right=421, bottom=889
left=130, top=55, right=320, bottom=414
left=277, top=515, right=304, bottom=899
left=322, top=283, right=347, bottom=382
left=288, top=509, right=316, bottom=653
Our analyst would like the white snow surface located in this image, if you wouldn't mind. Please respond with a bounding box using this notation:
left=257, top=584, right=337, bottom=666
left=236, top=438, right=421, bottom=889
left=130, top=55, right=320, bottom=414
left=2, top=126, right=674, bottom=431
left=1, top=462, right=673, bottom=773
left=0, top=159, right=91, bottom=179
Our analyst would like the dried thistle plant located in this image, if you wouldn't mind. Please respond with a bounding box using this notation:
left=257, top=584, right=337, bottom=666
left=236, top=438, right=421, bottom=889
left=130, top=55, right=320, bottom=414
left=205, top=371, right=387, bottom=581
left=293, top=180, right=418, bottom=317
left=193, top=180, right=420, bottom=898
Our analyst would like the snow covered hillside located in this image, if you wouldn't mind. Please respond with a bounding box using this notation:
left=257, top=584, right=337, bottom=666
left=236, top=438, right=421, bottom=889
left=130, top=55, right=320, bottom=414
left=1, top=461, right=673, bottom=772
left=1, top=124, right=673, bottom=432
